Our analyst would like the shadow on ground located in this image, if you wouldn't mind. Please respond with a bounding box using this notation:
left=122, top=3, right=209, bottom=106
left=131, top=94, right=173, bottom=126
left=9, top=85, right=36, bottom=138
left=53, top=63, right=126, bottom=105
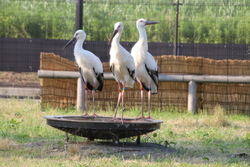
left=23, top=140, right=176, bottom=160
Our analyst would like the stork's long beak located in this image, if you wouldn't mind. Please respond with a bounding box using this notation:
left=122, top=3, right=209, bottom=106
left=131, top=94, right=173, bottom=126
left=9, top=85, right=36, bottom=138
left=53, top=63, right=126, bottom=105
left=145, top=20, right=159, bottom=25
left=108, top=29, right=118, bottom=45
left=63, top=36, right=76, bottom=49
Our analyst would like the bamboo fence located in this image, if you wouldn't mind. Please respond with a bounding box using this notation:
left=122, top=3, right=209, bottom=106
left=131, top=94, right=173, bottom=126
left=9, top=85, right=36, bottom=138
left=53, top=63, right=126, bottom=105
left=39, top=52, right=250, bottom=114
left=40, top=52, right=78, bottom=108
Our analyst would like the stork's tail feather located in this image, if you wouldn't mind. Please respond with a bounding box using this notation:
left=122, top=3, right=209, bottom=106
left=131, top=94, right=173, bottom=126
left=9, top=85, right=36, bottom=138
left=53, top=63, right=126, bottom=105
left=86, top=82, right=103, bottom=92
left=86, top=82, right=94, bottom=91
left=141, top=82, right=157, bottom=94
left=97, top=83, right=103, bottom=91
left=141, top=82, right=149, bottom=92
left=86, top=72, right=103, bottom=92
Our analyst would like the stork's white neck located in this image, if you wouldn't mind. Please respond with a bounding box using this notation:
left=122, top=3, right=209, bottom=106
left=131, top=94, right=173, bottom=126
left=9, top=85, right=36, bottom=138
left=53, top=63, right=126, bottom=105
left=74, top=37, right=85, bottom=54
left=111, top=31, right=122, bottom=46
left=137, top=26, right=148, bottom=48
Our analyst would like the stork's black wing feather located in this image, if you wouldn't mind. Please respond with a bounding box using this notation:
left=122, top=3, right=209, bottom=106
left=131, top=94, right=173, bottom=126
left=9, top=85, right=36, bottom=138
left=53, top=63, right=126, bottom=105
left=78, top=67, right=85, bottom=83
left=110, top=64, right=115, bottom=76
left=145, top=64, right=158, bottom=89
left=126, top=67, right=136, bottom=81
left=92, top=67, right=104, bottom=91
left=96, top=73, right=104, bottom=91
left=79, top=66, right=95, bottom=91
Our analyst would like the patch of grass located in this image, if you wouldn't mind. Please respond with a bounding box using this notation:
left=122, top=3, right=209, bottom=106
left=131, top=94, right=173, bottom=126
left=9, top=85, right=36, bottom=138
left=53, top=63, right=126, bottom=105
left=0, top=99, right=249, bottom=166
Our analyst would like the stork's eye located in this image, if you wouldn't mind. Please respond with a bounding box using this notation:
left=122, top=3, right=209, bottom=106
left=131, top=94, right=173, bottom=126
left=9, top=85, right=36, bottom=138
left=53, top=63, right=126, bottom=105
left=139, top=20, right=143, bottom=22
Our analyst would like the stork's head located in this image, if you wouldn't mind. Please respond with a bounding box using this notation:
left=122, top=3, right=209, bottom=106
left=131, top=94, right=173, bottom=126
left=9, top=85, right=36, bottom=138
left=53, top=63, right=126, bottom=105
left=63, top=30, right=86, bottom=49
left=108, top=22, right=124, bottom=45
left=136, top=18, right=159, bottom=29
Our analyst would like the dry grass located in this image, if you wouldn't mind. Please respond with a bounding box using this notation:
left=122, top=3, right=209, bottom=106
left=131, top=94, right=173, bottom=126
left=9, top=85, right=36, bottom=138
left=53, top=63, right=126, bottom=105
left=198, top=105, right=231, bottom=127
left=0, top=137, right=19, bottom=150
left=168, top=106, right=231, bottom=128
left=0, top=71, right=39, bottom=87
left=67, top=144, right=81, bottom=156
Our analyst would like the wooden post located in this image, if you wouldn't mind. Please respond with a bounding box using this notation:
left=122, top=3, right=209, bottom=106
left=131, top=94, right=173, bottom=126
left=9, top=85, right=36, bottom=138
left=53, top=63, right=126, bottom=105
left=188, top=80, right=197, bottom=114
left=77, top=77, right=85, bottom=111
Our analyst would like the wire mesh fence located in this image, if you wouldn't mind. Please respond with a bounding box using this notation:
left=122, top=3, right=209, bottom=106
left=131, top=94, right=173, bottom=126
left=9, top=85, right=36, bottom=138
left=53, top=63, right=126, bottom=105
left=1, top=38, right=250, bottom=72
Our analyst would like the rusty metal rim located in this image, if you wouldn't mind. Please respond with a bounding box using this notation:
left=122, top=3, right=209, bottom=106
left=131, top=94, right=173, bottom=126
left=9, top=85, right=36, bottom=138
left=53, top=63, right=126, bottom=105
left=44, top=115, right=163, bottom=124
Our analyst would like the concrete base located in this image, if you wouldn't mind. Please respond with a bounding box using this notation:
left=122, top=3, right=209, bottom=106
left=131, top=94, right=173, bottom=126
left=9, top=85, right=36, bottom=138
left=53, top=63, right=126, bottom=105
left=0, top=87, right=40, bottom=99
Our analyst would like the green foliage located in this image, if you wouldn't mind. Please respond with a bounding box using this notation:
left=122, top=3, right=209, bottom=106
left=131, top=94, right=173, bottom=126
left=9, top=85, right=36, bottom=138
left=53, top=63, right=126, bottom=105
left=1, top=0, right=250, bottom=44
left=0, top=0, right=75, bottom=39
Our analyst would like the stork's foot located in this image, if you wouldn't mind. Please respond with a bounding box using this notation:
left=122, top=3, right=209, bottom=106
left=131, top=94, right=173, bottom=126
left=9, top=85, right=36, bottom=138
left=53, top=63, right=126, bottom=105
left=110, top=117, right=125, bottom=123
left=146, top=116, right=154, bottom=119
left=92, top=113, right=100, bottom=118
left=110, top=117, right=117, bottom=122
left=135, top=116, right=146, bottom=120
left=120, top=118, right=125, bottom=124
left=82, top=113, right=89, bottom=117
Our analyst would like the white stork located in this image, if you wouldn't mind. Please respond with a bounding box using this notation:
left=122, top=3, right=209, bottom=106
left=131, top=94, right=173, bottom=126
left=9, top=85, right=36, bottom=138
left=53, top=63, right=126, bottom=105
left=131, top=18, right=159, bottom=119
left=108, top=22, right=135, bottom=121
left=63, top=30, right=104, bottom=116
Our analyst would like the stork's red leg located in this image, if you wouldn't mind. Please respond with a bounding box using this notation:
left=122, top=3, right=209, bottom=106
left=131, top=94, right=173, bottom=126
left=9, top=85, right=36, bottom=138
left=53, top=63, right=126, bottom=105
left=120, top=86, right=126, bottom=122
left=136, top=82, right=146, bottom=120
left=83, top=87, right=89, bottom=116
left=92, top=89, right=99, bottom=117
left=112, top=82, right=122, bottom=121
left=147, top=87, right=153, bottom=119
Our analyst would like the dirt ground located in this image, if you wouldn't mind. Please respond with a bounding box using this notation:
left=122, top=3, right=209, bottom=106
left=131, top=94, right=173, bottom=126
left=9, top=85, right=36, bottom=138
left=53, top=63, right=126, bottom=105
left=22, top=140, right=176, bottom=160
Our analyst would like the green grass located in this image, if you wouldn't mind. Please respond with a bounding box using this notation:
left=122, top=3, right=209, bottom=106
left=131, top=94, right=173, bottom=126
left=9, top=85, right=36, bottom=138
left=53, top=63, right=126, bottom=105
left=0, top=99, right=249, bottom=166
left=0, top=0, right=250, bottom=44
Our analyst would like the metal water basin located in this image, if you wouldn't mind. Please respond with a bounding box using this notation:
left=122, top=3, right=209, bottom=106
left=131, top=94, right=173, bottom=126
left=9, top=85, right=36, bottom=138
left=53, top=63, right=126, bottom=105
left=44, top=116, right=163, bottom=144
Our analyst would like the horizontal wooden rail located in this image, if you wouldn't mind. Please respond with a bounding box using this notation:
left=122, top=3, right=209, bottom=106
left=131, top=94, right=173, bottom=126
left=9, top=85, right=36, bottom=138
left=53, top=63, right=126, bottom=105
left=38, top=70, right=250, bottom=83
left=159, top=74, right=250, bottom=84
left=38, top=70, right=114, bottom=80
left=38, top=70, right=250, bottom=114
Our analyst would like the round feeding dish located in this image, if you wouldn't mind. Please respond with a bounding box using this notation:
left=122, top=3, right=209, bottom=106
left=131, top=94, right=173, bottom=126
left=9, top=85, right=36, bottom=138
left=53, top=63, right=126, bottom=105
left=44, top=116, right=163, bottom=144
